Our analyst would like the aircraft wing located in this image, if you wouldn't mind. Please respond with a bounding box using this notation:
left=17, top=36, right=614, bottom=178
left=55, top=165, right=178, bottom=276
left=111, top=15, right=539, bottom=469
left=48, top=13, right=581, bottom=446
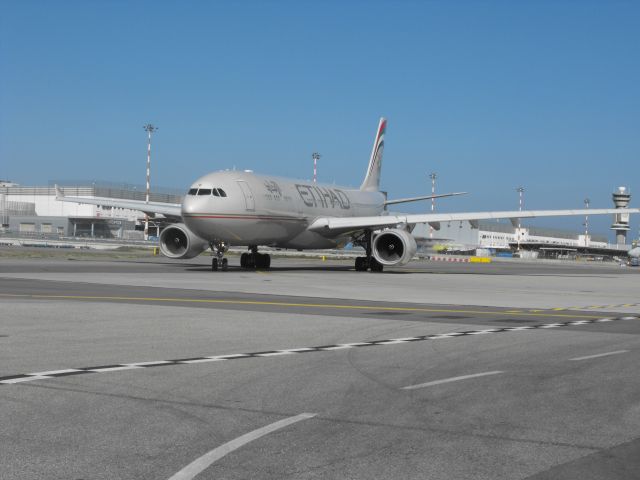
left=55, top=185, right=183, bottom=218
left=308, top=208, right=640, bottom=235
left=384, top=191, right=467, bottom=206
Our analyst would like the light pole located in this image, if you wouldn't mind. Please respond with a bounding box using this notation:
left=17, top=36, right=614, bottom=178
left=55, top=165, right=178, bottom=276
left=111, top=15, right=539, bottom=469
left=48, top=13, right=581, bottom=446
left=312, top=152, right=321, bottom=183
left=143, top=124, right=158, bottom=240
left=584, top=198, right=590, bottom=247
left=516, top=186, right=525, bottom=252
left=429, top=172, right=437, bottom=239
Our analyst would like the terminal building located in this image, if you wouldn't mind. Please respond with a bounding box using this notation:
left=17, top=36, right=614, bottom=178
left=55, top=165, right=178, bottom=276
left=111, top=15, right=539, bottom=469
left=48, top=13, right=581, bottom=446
left=413, top=221, right=628, bottom=259
left=412, top=186, right=635, bottom=260
left=0, top=181, right=183, bottom=240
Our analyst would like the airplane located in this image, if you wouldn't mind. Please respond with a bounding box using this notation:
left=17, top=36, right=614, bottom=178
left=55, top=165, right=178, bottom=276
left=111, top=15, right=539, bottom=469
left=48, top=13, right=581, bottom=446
left=56, top=118, right=640, bottom=272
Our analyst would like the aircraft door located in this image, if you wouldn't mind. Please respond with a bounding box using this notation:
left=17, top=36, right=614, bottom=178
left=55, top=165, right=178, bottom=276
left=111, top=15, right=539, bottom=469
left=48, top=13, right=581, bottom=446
left=236, top=180, right=255, bottom=211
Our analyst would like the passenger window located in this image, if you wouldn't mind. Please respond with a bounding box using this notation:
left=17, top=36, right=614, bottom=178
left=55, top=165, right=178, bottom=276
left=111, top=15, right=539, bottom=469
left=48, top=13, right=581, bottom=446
left=197, top=189, right=212, bottom=196
left=218, top=189, right=227, bottom=197
left=212, top=188, right=220, bottom=197
left=188, top=188, right=198, bottom=195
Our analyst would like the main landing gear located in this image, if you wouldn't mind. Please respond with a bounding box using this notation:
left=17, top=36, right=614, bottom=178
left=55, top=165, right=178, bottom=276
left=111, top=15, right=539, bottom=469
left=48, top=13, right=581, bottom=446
left=210, top=241, right=229, bottom=272
left=353, top=230, right=383, bottom=272
left=240, top=246, right=271, bottom=269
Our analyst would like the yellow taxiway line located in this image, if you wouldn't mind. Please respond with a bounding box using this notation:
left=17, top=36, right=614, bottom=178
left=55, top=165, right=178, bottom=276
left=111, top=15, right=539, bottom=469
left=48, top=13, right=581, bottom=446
left=0, top=292, right=616, bottom=319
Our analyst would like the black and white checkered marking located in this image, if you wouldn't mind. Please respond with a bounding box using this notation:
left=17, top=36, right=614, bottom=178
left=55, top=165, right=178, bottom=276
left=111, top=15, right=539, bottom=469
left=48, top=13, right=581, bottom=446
left=1, top=315, right=637, bottom=386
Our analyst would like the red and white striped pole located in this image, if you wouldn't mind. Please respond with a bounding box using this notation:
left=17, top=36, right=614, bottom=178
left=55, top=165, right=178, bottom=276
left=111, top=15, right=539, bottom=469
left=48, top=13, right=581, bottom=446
left=429, top=173, right=437, bottom=239
left=516, top=186, right=524, bottom=251
left=312, top=152, right=320, bottom=183
left=584, top=197, right=590, bottom=246
left=143, top=124, right=157, bottom=241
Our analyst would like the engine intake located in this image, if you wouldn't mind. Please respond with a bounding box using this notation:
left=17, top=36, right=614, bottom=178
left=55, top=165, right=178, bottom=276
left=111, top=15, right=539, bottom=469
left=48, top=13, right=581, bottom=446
left=372, top=228, right=417, bottom=266
left=159, top=223, right=209, bottom=259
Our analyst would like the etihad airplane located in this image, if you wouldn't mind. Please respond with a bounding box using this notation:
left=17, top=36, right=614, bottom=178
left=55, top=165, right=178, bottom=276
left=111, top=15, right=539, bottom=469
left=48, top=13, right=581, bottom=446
left=56, top=118, right=640, bottom=272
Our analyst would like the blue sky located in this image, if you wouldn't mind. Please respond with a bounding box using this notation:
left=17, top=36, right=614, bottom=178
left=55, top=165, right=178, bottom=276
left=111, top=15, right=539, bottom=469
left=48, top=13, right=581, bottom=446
left=1, top=1, right=638, bottom=238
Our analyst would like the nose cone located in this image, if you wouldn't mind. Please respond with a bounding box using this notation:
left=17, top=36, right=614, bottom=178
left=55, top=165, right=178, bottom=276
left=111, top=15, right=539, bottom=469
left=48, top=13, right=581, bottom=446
left=181, top=195, right=197, bottom=215
left=182, top=196, right=210, bottom=240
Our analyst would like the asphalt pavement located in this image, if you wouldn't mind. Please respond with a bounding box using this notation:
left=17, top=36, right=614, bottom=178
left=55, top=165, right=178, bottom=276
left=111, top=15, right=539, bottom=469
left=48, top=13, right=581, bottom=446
left=1, top=254, right=639, bottom=479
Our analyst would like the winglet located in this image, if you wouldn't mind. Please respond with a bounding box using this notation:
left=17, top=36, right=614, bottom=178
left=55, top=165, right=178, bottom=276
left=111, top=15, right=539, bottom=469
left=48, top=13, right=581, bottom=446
left=54, top=184, right=64, bottom=200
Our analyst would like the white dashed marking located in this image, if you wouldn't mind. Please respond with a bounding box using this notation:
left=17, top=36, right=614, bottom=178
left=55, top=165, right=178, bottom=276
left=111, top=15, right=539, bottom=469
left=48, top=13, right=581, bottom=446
left=0, top=375, right=51, bottom=384
left=1, top=315, right=636, bottom=387
left=403, top=371, right=504, bottom=390
left=124, top=360, right=175, bottom=367
left=254, top=351, right=297, bottom=357
left=88, top=365, right=144, bottom=373
left=29, top=369, right=82, bottom=376
left=569, top=350, right=629, bottom=361
left=179, top=358, right=227, bottom=364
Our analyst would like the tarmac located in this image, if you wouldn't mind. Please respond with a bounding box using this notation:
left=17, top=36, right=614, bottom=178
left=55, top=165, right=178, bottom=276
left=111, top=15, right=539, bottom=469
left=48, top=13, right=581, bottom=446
left=1, top=252, right=639, bottom=479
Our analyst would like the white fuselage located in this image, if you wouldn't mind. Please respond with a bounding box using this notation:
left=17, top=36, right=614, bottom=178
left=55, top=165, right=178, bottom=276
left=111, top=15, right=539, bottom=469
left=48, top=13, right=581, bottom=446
left=181, top=170, right=385, bottom=249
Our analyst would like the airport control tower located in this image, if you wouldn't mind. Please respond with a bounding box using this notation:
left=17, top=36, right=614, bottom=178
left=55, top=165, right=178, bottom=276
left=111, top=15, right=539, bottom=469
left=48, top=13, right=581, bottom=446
left=611, top=186, right=631, bottom=245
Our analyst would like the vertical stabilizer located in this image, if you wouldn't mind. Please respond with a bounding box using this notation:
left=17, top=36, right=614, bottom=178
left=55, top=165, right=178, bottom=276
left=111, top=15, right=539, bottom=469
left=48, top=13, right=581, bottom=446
left=360, top=117, right=386, bottom=191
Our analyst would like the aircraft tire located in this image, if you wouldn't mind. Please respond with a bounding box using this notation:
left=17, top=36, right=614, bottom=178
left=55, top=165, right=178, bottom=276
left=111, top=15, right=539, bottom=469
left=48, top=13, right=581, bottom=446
left=369, top=258, right=384, bottom=272
left=355, top=257, right=366, bottom=271
left=221, top=258, right=228, bottom=271
left=263, top=254, right=271, bottom=269
left=240, top=253, right=247, bottom=268
left=212, top=258, right=218, bottom=272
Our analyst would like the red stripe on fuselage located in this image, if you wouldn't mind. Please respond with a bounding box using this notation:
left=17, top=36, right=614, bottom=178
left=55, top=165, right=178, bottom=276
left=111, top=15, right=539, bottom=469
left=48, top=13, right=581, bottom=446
left=184, top=214, right=305, bottom=221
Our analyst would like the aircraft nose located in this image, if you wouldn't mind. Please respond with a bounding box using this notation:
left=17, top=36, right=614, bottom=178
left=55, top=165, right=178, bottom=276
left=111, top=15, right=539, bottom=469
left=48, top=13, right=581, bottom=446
left=181, top=195, right=197, bottom=215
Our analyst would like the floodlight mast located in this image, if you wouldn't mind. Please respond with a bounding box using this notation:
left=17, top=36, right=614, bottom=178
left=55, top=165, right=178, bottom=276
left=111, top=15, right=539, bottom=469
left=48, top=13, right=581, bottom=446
left=312, top=152, right=321, bottom=184
left=516, top=186, right=525, bottom=252
left=143, top=124, right=158, bottom=241
left=429, top=172, right=437, bottom=239
left=584, top=198, right=590, bottom=246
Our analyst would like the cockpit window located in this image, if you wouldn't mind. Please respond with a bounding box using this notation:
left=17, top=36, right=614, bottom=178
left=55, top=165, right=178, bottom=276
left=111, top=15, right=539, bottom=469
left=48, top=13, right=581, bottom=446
left=188, top=187, right=226, bottom=197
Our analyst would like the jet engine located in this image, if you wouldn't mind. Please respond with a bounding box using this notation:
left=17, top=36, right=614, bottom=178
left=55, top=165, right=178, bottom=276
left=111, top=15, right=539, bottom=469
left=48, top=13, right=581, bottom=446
left=159, top=223, right=209, bottom=259
left=372, top=228, right=417, bottom=266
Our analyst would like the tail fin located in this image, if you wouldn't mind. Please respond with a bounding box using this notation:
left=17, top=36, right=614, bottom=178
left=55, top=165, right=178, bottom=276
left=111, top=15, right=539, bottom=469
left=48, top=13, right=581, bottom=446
left=360, top=117, right=386, bottom=191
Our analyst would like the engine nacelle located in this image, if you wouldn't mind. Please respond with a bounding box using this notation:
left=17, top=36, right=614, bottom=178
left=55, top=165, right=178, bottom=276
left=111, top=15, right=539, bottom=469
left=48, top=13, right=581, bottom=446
left=372, top=228, right=417, bottom=266
left=159, top=223, right=209, bottom=259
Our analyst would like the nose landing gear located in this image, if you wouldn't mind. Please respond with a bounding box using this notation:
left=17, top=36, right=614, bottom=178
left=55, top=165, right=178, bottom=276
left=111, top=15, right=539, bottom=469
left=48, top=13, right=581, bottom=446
left=211, top=257, right=228, bottom=272
left=210, top=241, right=229, bottom=272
